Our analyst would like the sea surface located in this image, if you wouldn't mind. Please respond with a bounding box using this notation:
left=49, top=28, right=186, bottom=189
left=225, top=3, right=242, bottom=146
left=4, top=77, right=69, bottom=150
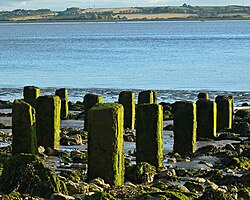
left=0, top=20, right=249, bottom=102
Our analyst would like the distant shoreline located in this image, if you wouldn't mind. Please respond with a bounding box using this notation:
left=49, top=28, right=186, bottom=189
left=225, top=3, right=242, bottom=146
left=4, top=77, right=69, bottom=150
left=1, top=17, right=250, bottom=23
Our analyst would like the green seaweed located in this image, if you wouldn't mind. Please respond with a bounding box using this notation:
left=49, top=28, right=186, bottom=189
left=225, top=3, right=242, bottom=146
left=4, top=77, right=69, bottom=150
left=0, top=154, right=68, bottom=198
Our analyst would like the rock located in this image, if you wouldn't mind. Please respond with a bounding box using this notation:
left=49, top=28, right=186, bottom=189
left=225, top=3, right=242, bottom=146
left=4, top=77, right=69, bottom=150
left=195, top=145, right=218, bottom=156
left=238, top=187, right=250, bottom=200
left=125, top=162, right=156, bottom=184
left=184, top=181, right=205, bottom=192
left=228, top=157, right=250, bottom=170
left=152, top=180, right=171, bottom=190
left=224, top=144, right=236, bottom=151
left=163, top=124, right=173, bottom=131
left=167, top=158, right=176, bottom=163
left=88, top=177, right=110, bottom=190
left=84, top=191, right=116, bottom=200
left=0, top=154, right=68, bottom=199
left=61, top=134, right=83, bottom=145
left=217, top=132, right=241, bottom=141
left=198, top=161, right=213, bottom=168
left=50, top=193, right=74, bottom=200
left=239, top=173, right=250, bottom=187
left=233, top=122, right=250, bottom=135
left=199, top=188, right=234, bottom=200
left=217, top=175, right=239, bottom=186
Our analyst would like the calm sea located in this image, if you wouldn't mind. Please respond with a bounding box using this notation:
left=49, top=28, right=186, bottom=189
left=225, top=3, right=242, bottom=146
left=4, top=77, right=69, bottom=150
left=0, top=20, right=249, bottom=92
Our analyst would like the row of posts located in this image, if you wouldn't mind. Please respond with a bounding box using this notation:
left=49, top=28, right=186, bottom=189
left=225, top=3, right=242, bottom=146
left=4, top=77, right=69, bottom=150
left=12, top=87, right=234, bottom=186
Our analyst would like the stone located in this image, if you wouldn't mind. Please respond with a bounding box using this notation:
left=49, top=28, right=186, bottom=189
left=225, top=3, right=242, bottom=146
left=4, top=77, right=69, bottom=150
left=136, top=104, right=163, bottom=168
left=12, top=99, right=37, bottom=155
left=215, top=96, right=233, bottom=131
left=55, top=88, right=69, bottom=119
left=88, top=103, right=124, bottom=186
left=173, top=101, right=196, bottom=155
left=118, top=91, right=135, bottom=130
left=83, top=93, right=104, bottom=131
left=196, top=99, right=217, bottom=139
left=125, top=162, right=156, bottom=184
left=138, top=90, right=157, bottom=104
left=0, top=154, right=68, bottom=199
left=23, top=85, right=40, bottom=108
left=50, top=193, right=74, bottom=200
left=36, top=95, right=61, bottom=149
left=198, top=92, right=209, bottom=100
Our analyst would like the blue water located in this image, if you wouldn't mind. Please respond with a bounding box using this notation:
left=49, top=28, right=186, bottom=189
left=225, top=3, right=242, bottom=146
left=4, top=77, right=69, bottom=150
left=0, top=20, right=249, bottom=91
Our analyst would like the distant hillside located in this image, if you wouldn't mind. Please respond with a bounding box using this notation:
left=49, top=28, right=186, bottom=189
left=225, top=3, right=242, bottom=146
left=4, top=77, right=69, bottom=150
left=1, top=4, right=250, bottom=21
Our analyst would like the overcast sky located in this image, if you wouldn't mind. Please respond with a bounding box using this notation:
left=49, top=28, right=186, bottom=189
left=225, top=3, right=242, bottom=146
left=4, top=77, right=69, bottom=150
left=0, top=0, right=249, bottom=11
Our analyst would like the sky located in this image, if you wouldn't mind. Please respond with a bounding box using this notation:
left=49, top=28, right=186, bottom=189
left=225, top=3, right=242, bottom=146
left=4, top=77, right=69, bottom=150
left=0, top=0, right=249, bottom=11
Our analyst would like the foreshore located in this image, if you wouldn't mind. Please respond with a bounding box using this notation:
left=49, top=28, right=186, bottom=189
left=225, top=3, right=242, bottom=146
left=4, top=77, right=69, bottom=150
left=0, top=88, right=249, bottom=199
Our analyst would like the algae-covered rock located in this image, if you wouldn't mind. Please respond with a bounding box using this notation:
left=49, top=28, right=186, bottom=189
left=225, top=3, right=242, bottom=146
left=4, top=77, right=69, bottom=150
left=0, top=154, right=68, bottom=198
left=184, top=181, right=205, bottom=193
left=199, top=188, right=234, bottom=200
left=239, top=173, right=250, bottom=187
left=138, top=189, right=199, bottom=200
left=228, top=157, right=250, bottom=170
left=125, top=162, right=156, bottom=184
left=238, top=187, right=250, bottom=200
left=84, top=191, right=117, bottom=200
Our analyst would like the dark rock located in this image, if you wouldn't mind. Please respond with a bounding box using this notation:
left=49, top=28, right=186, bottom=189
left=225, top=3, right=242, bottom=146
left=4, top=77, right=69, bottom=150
left=199, top=188, right=234, bottom=200
left=238, top=187, right=250, bottom=199
left=125, top=162, right=156, bottom=184
left=233, top=122, right=250, bottom=135
left=217, top=132, right=241, bottom=141
left=0, top=154, right=68, bottom=198
left=239, top=173, right=250, bottom=187
left=163, top=124, right=173, bottom=131
left=217, top=175, right=239, bottom=186
left=195, top=145, right=218, bottom=156
left=184, top=181, right=205, bottom=192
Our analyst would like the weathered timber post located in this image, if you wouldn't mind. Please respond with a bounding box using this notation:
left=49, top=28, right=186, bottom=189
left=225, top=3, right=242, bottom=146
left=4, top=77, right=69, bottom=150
left=196, top=99, right=217, bottom=139
left=136, top=104, right=163, bottom=168
left=88, top=103, right=124, bottom=186
left=36, top=95, right=61, bottom=149
left=138, top=90, right=157, bottom=104
left=12, top=99, right=37, bottom=155
left=83, top=94, right=104, bottom=131
left=23, top=86, right=40, bottom=108
left=118, top=91, right=135, bottom=130
left=55, top=88, right=69, bottom=119
left=173, top=101, right=196, bottom=155
left=215, top=96, right=233, bottom=131
left=198, top=92, right=209, bottom=100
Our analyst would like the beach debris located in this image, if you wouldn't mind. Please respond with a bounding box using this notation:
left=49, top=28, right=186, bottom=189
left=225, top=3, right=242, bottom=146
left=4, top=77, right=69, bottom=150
left=136, top=104, right=163, bottom=168
left=196, top=99, right=217, bottom=140
left=12, top=99, right=37, bottom=155
left=83, top=93, right=104, bottom=131
left=173, top=101, right=196, bottom=155
left=215, top=95, right=234, bottom=131
left=138, top=90, right=157, bottom=104
left=23, top=85, right=40, bottom=108
left=88, top=103, right=124, bottom=186
left=118, top=91, right=135, bottom=130
left=36, top=95, right=61, bottom=149
left=55, top=88, right=69, bottom=119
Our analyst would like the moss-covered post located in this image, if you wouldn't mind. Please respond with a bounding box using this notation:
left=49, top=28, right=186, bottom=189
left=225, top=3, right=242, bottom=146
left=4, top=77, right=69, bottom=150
left=198, top=92, right=209, bottom=100
left=12, top=99, right=37, bottom=155
left=196, top=99, right=217, bottom=139
left=173, top=101, right=196, bottom=155
left=229, top=95, right=234, bottom=123
left=55, top=88, right=69, bottom=119
left=138, top=90, right=157, bottom=104
left=118, top=91, right=135, bottom=130
left=36, top=95, right=61, bottom=149
left=136, top=104, right=163, bottom=168
left=215, top=96, right=233, bottom=131
left=83, top=94, right=104, bottom=131
left=88, top=103, right=124, bottom=186
left=23, top=86, right=40, bottom=108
